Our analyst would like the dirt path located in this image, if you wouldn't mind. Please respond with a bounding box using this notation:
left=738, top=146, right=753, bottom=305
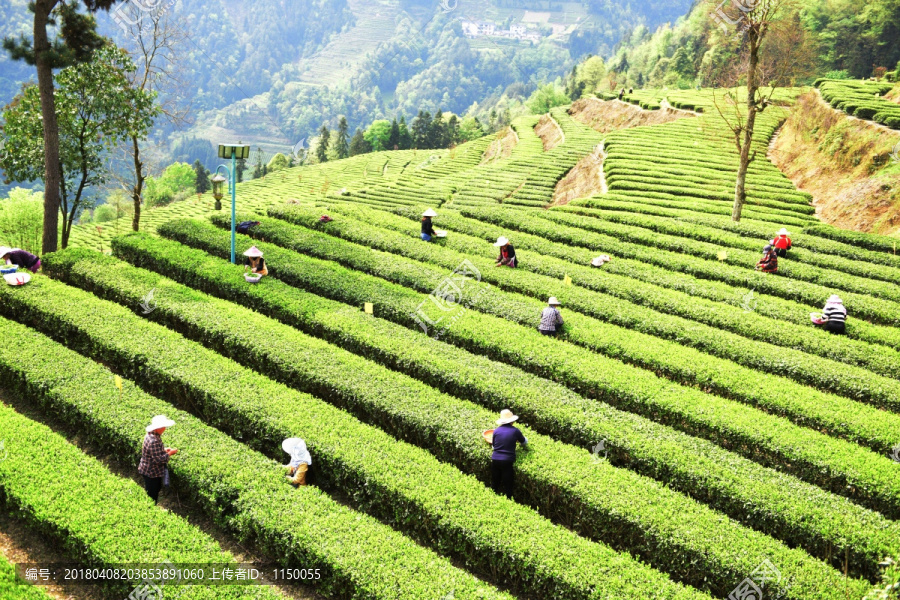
left=569, top=97, right=693, bottom=133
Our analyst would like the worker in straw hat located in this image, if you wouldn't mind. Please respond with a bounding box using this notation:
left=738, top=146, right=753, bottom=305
left=282, top=438, right=312, bottom=486
left=243, top=246, right=268, bottom=277
left=421, top=209, right=438, bottom=242
left=490, top=409, right=528, bottom=499
left=818, top=295, right=847, bottom=335
left=138, top=415, right=178, bottom=504
left=771, top=228, right=792, bottom=258
left=538, top=297, right=564, bottom=336
left=494, top=237, right=517, bottom=268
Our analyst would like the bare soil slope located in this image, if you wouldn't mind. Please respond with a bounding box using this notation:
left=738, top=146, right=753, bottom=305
left=770, top=91, right=900, bottom=236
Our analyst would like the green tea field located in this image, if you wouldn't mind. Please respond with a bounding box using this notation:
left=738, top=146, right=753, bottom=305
left=3, top=89, right=900, bottom=599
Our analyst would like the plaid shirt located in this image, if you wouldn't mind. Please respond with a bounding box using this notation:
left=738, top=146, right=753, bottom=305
left=138, top=432, right=169, bottom=478
left=539, top=307, right=563, bottom=331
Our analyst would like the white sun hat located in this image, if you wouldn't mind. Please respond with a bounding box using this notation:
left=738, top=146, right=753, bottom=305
left=496, top=409, right=519, bottom=425
left=777, top=228, right=790, bottom=236
left=548, top=297, right=561, bottom=306
left=282, top=438, right=312, bottom=465
left=243, top=246, right=264, bottom=258
left=146, top=415, right=175, bottom=432
left=422, top=209, right=438, bottom=217
left=827, top=295, right=843, bottom=304
left=493, top=237, right=510, bottom=247
left=0, top=247, right=11, bottom=258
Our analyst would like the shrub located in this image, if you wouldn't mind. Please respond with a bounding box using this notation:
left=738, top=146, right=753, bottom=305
left=104, top=230, right=900, bottom=584
left=2, top=270, right=699, bottom=600
left=165, top=216, right=900, bottom=523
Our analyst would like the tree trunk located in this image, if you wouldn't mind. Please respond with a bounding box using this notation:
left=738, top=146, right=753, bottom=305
left=131, top=135, right=144, bottom=231
left=732, top=29, right=761, bottom=223
left=33, top=0, right=61, bottom=254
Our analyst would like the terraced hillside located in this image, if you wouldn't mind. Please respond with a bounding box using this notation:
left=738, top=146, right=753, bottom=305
left=4, top=89, right=900, bottom=599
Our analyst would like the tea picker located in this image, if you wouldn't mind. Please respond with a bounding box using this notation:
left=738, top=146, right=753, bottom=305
left=244, top=246, right=268, bottom=282
left=771, top=228, right=792, bottom=258
left=282, top=438, right=311, bottom=486
left=421, top=209, right=445, bottom=242
left=494, top=237, right=517, bottom=268
left=811, top=295, right=847, bottom=335
left=538, top=297, right=564, bottom=336
left=138, top=415, right=178, bottom=505
left=755, top=244, right=778, bottom=274
left=0, top=246, right=40, bottom=274
left=483, top=410, right=528, bottom=499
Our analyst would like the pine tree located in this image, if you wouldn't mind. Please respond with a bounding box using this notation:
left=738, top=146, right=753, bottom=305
left=316, top=124, right=330, bottom=163
left=193, top=160, right=210, bottom=193
left=429, top=109, right=446, bottom=149
left=349, top=128, right=371, bottom=156
left=447, top=115, right=460, bottom=146
left=236, top=158, right=246, bottom=183
left=388, top=118, right=401, bottom=150
left=335, top=116, right=350, bottom=159
left=252, top=148, right=263, bottom=179
left=411, top=111, right=432, bottom=149
left=398, top=116, right=412, bottom=150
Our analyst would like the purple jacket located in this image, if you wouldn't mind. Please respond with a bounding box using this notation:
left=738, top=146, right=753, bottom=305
left=491, top=424, right=527, bottom=461
left=5, top=249, right=39, bottom=270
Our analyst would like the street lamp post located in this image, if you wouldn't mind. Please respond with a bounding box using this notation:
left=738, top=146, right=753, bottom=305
left=215, top=143, right=251, bottom=264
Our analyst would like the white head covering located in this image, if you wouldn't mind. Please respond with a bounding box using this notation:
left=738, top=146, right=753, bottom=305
left=548, top=297, right=561, bottom=306
left=422, top=209, right=438, bottom=217
left=777, top=228, right=790, bottom=236
left=243, top=246, right=264, bottom=258
left=826, top=295, right=843, bottom=304
left=146, top=415, right=175, bottom=433
left=0, top=247, right=11, bottom=260
left=282, top=438, right=312, bottom=467
left=496, top=409, right=519, bottom=425
left=493, top=237, right=510, bottom=247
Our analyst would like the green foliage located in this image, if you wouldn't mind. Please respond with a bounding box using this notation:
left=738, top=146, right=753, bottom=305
left=92, top=203, right=118, bottom=223
left=11, top=264, right=699, bottom=600
left=0, top=43, right=157, bottom=246
left=363, top=119, right=391, bottom=152
left=816, top=79, right=900, bottom=130
left=315, top=125, right=330, bottom=163
left=0, top=332, right=280, bottom=600
left=526, top=83, right=570, bottom=114
left=194, top=211, right=900, bottom=522
left=0, top=187, right=42, bottom=253
left=193, top=160, right=211, bottom=194
left=144, top=162, right=196, bottom=208
left=0, top=310, right=498, bottom=600
left=266, top=153, right=290, bottom=172
left=108, top=226, right=900, bottom=586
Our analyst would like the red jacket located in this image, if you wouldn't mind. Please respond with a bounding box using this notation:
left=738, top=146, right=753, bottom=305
left=773, top=235, right=792, bottom=251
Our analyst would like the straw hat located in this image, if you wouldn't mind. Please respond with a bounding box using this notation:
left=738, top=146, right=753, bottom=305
left=777, top=228, right=790, bottom=236
left=243, top=246, right=263, bottom=258
left=548, top=297, right=561, bottom=306
left=827, top=295, right=843, bottom=304
left=146, top=415, right=175, bottom=433
left=422, top=209, right=438, bottom=217
left=493, top=237, right=510, bottom=247
left=496, top=409, right=519, bottom=425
